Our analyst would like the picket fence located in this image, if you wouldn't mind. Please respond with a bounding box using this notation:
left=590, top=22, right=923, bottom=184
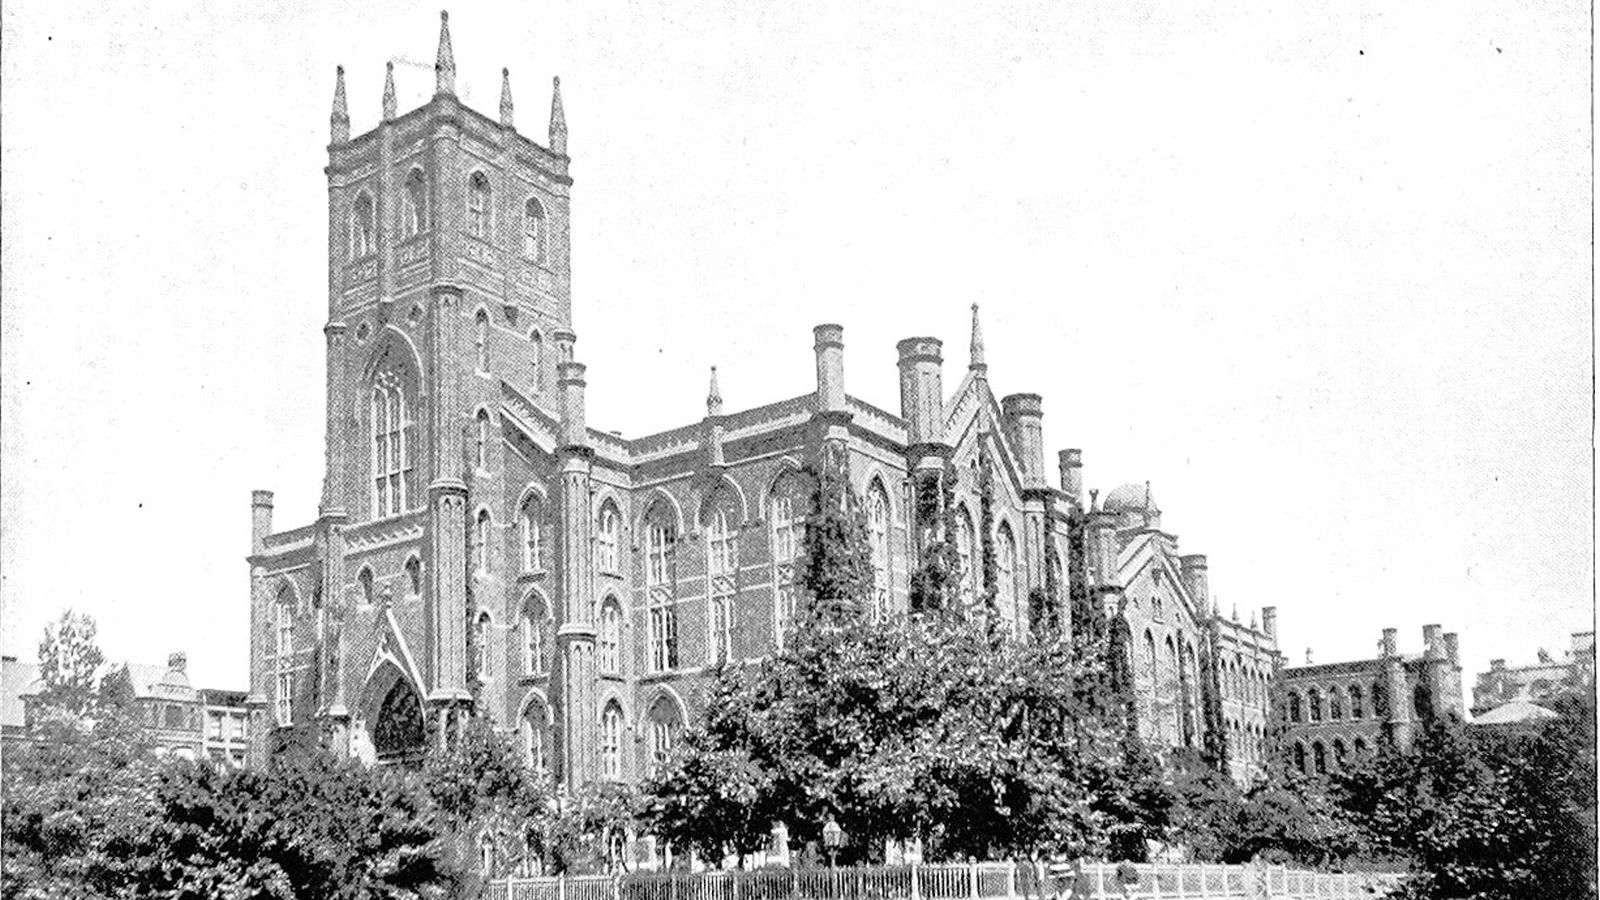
left=484, top=861, right=1404, bottom=900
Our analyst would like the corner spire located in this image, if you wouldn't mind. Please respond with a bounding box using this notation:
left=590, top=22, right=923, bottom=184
left=330, top=65, right=350, bottom=144
left=434, top=10, right=456, bottom=97
left=382, top=61, right=397, bottom=122
left=969, top=303, right=986, bottom=373
left=549, top=76, right=568, bottom=155
left=706, top=366, right=723, bottom=417
left=499, top=67, right=514, bottom=129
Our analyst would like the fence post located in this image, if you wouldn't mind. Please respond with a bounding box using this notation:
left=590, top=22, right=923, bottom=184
left=910, top=863, right=922, bottom=900
left=1006, top=863, right=1017, bottom=900
left=559, top=873, right=569, bottom=900
left=969, top=862, right=979, bottom=900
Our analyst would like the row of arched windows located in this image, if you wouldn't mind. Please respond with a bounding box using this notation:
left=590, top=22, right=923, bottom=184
left=1221, top=656, right=1271, bottom=707
left=1287, top=683, right=1370, bottom=724
left=950, top=506, right=1024, bottom=616
left=1140, top=629, right=1202, bottom=746
left=348, top=171, right=548, bottom=264
left=1291, top=736, right=1371, bottom=776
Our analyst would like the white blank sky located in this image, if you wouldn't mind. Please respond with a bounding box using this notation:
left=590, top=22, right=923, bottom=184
left=1, top=0, right=1591, bottom=695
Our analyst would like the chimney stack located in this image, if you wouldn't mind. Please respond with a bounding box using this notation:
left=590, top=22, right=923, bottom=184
left=1000, top=394, right=1045, bottom=487
left=1261, top=606, right=1278, bottom=640
left=1422, top=624, right=1444, bottom=660
left=558, top=362, right=588, bottom=449
left=813, top=325, right=846, bottom=414
left=251, top=490, right=275, bottom=555
left=1443, top=632, right=1460, bottom=666
left=1058, top=449, right=1083, bottom=502
left=1381, top=627, right=1399, bottom=658
left=896, top=338, right=945, bottom=448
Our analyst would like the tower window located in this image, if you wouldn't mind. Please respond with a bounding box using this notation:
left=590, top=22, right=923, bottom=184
left=403, top=168, right=427, bottom=236
left=371, top=372, right=413, bottom=519
left=474, top=612, right=493, bottom=683
left=475, top=410, right=491, bottom=472
left=468, top=172, right=492, bottom=239
left=523, top=198, right=546, bottom=262
left=358, top=567, right=374, bottom=606
left=529, top=330, right=544, bottom=388
left=475, top=310, right=490, bottom=373
left=405, top=556, right=423, bottom=596
left=351, top=192, right=376, bottom=259
left=474, top=509, right=492, bottom=574
left=275, top=588, right=294, bottom=726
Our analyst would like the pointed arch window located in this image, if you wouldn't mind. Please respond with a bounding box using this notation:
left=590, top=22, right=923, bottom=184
left=351, top=192, right=376, bottom=258
left=475, top=611, right=493, bottom=683
left=475, top=410, right=491, bottom=472
left=1165, top=636, right=1181, bottom=741
left=705, top=501, right=737, bottom=664
left=403, top=168, right=428, bottom=236
left=600, top=702, right=624, bottom=780
left=371, top=372, right=413, bottom=519
left=599, top=597, right=622, bottom=675
left=1349, top=684, right=1364, bottom=719
left=474, top=509, right=492, bottom=574
left=770, top=474, right=804, bottom=640
left=523, top=197, right=546, bottom=262
left=468, top=172, right=492, bottom=239
left=1293, top=741, right=1308, bottom=774
left=530, top=330, right=544, bottom=388
left=523, top=598, right=549, bottom=675
left=275, top=589, right=295, bottom=726
left=406, top=557, right=423, bottom=596
left=1308, top=688, right=1324, bottom=723
left=996, top=522, right=1018, bottom=620
left=520, top=494, right=545, bottom=572
left=1288, top=690, right=1303, bottom=723
left=358, top=567, right=375, bottom=606
left=1143, top=629, right=1158, bottom=692
left=475, top=310, right=491, bottom=373
left=596, top=501, right=620, bottom=574
left=956, top=506, right=977, bottom=606
left=645, top=506, right=679, bottom=672
left=868, top=480, right=891, bottom=619
left=521, top=700, right=548, bottom=773
left=1329, top=687, right=1344, bottom=720
left=647, top=696, right=682, bottom=772
left=1312, top=740, right=1328, bottom=775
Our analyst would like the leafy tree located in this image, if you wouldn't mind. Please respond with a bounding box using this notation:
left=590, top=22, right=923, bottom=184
left=34, top=610, right=105, bottom=720
left=795, top=453, right=875, bottom=624
left=542, top=782, right=642, bottom=874
left=422, top=717, right=551, bottom=881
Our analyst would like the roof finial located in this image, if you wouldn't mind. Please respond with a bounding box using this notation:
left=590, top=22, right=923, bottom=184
left=706, top=366, right=723, bottom=417
left=330, top=65, right=350, bottom=143
left=969, top=303, right=986, bottom=373
left=435, top=10, right=456, bottom=97
left=382, top=61, right=397, bottom=122
left=549, top=76, right=568, bottom=155
left=499, top=67, right=514, bottom=129
left=1231, top=602, right=1239, bottom=622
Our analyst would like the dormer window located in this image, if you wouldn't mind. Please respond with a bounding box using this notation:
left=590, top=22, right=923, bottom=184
left=468, top=172, right=492, bottom=239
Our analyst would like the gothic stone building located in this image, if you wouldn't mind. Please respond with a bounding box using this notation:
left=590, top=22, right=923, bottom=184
left=246, top=13, right=1280, bottom=787
left=1278, top=625, right=1466, bottom=777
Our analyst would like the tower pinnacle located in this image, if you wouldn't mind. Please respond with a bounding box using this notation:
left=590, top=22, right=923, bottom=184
left=706, top=366, right=723, bottom=417
left=435, top=10, right=456, bottom=97
left=549, top=76, right=568, bottom=155
left=330, top=65, right=350, bottom=144
left=382, top=61, right=397, bottom=122
left=500, top=67, right=514, bottom=129
left=969, top=303, right=986, bottom=373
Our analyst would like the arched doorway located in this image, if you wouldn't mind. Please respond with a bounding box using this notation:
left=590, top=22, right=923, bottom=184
left=373, top=677, right=426, bottom=767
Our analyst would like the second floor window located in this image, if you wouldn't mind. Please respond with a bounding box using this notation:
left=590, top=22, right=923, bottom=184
left=403, top=168, right=427, bottom=236
left=868, top=482, right=890, bottom=618
left=596, top=502, right=620, bottom=573
left=521, top=496, right=544, bottom=571
left=599, top=599, right=622, bottom=675
left=600, top=703, right=623, bottom=780
left=706, top=504, right=736, bottom=663
left=474, top=510, right=492, bottom=574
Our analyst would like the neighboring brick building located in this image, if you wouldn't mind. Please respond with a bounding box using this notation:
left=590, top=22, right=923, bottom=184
left=2, top=652, right=249, bottom=764
left=1471, top=631, right=1594, bottom=717
left=1279, top=625, right=1465, bottom=776
left=246, top=12, right=1278, bottom=789
left=1084, top=484, right=1280, bottom=783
